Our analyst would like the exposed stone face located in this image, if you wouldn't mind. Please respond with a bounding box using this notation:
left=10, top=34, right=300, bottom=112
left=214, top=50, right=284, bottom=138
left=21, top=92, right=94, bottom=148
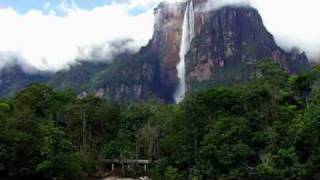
left=105, top=63, right=156, bottom=102
left=92, top=0, right=310, bottom=102
left=0, top=0, right=311, bottom=103
left=185, top=4, right=310, bottom=90
left=88, top=47, right=166, bottom=102
left=189, top=60, right=214, bottom=82
left=150, top=2, right=185, bottom=98
left=0, top=65, right=49, bottom=97
left=150, top=0, right=310, bottom=93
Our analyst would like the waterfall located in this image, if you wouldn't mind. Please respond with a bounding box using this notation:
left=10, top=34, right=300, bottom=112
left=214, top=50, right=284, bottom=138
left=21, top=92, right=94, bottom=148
left=174, top=0, right=195, bottom=103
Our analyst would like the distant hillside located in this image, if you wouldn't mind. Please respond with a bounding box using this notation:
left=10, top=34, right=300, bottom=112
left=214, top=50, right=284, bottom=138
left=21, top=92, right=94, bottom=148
left=0, top=0, right=311, bottom=102
left=0, top=65, right=49, bottom=98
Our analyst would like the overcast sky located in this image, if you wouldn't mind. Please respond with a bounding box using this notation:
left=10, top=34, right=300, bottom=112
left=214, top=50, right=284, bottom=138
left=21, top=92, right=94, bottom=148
left=0, top=0, right=319, bottom=71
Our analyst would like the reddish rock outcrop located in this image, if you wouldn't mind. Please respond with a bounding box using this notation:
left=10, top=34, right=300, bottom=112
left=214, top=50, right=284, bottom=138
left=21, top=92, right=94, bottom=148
left=149, top=0, right=310, bottom=93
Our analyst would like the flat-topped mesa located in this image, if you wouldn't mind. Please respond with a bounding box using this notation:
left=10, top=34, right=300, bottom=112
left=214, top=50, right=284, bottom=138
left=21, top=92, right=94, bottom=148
left=48, top=0, right=310, bottom=104
left=0, top=0, right=310, bottom=103
left=186, top=6, right=310, bottom=88
left=18, top=0, right=309, bottom=103
left=149, top=0, right=310, bottom=98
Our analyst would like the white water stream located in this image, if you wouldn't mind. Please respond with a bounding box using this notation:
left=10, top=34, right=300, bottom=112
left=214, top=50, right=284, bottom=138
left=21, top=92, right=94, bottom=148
left=174, top=0, right=195, bottom=103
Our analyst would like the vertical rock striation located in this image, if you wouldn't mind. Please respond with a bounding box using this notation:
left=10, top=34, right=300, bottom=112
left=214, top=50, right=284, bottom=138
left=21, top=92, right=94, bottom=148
left=150, top=0, right=310, bottom=97
left=0, top=0, right=311, bottom=103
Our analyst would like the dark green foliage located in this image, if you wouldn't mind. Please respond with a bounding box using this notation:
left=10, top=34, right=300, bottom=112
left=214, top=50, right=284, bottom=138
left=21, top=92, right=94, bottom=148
left=200, top=117, right=253, bottom=176
left=89, top=48, right=164, bottom=102
left=1, top=61, right=320, bottom=179
left=0, top=65, right=49, bottom=98
left=48, top=60, right=111, bottom=92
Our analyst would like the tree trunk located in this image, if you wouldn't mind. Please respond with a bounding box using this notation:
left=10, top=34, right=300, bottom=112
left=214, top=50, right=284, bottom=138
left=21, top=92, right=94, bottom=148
left=120, top=148, right=125, bottom=175
left=81, top=107, right=86, bottom=152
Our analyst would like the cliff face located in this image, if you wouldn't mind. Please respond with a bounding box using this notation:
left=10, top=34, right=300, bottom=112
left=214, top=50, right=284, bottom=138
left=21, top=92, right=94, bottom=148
left=88, top=48, right=164, bottom=102
left=186, top=5, right=310, bottom=89
left=49, top=51, right=164, bottom=103
left=150, top=2, right=185, bottom=101
left=48, top=60, right=111, bottom=92
left=0, top=0, right=311, bottom=102
left=0, top=65, right=49, bottom=97
left=149, top=0, right=310, bottom=93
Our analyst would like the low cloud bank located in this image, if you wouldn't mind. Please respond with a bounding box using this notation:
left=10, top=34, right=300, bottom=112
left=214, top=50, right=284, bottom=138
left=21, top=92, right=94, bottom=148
left=0, top=0, right=319, bottom=73
left=0, top=1, right=154, bottom=72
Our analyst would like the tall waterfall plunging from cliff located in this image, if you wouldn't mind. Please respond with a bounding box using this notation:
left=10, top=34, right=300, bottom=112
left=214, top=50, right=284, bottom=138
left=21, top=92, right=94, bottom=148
left=174, top=0, right=195, bottom=103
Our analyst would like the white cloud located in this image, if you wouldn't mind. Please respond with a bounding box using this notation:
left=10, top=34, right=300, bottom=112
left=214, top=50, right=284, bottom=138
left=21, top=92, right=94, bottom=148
left=0, top=1, right=155, bottom=71
left=0, top=0, right=319, bottom=72
left=199, top=0, right=250, bottom=11
left=250, top=0, right=320, bottom=60
left=200, top=0, right=320, bottom=60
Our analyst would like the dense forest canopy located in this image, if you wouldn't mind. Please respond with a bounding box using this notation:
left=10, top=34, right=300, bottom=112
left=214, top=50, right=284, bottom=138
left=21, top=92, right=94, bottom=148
left=1, top=60, right=320, bottom=179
